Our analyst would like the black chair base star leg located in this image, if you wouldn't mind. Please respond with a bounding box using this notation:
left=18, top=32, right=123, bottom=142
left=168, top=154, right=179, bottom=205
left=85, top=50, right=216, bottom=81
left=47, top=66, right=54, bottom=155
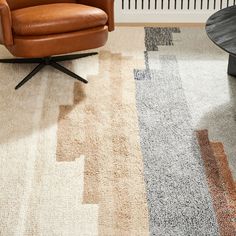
left=0, top=58, right=42, bottom=64
left=15, top=63, right=45, bottom=90
left=53, top=52, right=98, bottom=62
left=0, top=52, right=96, bottom=89
left=50, top=61, right=88, bottom=83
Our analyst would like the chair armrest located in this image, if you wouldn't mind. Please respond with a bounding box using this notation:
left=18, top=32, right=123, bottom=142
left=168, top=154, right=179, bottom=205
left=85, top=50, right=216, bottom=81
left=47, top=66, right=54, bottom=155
left=78, top=0, right=114, bottom=31
left=0, top=0, right=13, bottom=46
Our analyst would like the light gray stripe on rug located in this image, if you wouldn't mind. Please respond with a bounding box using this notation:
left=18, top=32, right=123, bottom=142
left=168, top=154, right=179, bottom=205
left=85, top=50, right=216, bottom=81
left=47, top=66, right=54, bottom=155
left=135, top=28, right=219, bottom=236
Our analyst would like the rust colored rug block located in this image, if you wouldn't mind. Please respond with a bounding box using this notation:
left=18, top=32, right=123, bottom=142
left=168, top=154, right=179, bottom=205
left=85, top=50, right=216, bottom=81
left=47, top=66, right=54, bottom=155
left=197, top=130, right=236, bottom=235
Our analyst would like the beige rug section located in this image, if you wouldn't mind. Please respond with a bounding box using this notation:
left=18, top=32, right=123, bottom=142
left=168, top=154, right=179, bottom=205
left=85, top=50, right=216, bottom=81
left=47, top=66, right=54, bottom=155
left=0, top=28, right=149, bottom=236
left=57, top=51, right=149, bottom=235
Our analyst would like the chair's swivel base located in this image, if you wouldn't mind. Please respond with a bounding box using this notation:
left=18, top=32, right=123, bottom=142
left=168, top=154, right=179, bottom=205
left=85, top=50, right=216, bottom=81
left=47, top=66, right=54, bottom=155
left=0, top=52, right=98, bottom=90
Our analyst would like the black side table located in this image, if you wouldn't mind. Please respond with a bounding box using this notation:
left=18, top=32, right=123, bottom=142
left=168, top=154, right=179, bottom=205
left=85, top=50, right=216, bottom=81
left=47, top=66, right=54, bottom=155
left=206, top=5, right=236, bottom=76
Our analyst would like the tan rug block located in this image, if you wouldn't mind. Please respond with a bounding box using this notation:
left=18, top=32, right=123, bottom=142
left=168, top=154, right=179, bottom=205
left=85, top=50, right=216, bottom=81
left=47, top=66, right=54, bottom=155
left=57, top=51, right=149, bottom=235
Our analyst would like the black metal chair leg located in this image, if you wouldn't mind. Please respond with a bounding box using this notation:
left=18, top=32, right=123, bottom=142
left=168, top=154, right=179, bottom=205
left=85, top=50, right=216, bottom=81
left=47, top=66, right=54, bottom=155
left=50, top=61, right=88, bottom=84
left=53, top=52, right=98, bottom=62
left=15, top=63, right=45, bottom=90
left=0, top=52, right=98, bottom=89
left=0, top=58, right=42, bottom=64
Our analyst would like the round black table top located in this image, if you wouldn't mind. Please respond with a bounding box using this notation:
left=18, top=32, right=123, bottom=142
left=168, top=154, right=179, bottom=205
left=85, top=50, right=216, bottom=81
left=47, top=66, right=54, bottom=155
left=206, top=5, right=236, bottom=56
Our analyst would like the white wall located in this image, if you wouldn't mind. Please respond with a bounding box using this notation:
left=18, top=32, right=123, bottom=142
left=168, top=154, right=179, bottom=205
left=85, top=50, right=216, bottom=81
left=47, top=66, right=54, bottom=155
left=115, top=0, right=235, bottom=23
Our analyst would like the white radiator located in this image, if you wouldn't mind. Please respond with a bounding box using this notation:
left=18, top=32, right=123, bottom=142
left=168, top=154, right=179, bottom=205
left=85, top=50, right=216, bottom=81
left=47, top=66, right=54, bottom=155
left=115, top=0, right=236, bottom=23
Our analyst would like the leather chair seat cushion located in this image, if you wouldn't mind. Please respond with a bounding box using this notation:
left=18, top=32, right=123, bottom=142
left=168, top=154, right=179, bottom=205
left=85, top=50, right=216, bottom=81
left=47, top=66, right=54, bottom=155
left=11, top=3, right=108, bottom=36
left=7, top=26, right=108, bottom=58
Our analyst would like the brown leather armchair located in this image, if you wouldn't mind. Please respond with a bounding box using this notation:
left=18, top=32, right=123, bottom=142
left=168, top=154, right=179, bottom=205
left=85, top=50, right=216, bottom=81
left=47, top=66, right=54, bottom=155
left=0, top=0, right=114, bottom=89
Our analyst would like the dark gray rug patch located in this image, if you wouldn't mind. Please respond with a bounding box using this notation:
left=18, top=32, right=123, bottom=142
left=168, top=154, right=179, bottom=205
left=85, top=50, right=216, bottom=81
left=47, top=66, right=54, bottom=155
left=134, top=69, right=151, bottom=81
left=134, top=52, right=151, bottom=80
left=145, top=27, right=181, bottom=51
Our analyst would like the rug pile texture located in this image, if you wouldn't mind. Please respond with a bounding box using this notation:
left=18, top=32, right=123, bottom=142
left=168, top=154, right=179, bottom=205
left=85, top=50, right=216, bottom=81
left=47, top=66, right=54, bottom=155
left=0, top=27, right=236, bottom=236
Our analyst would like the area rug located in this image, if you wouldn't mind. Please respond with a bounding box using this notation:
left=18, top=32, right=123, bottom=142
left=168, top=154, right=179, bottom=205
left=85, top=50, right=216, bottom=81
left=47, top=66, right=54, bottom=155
left=0, top=27, right=236, bottom=236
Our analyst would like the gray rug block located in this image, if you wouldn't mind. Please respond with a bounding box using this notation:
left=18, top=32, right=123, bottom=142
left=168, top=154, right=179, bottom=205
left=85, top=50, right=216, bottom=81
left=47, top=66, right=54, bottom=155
left=135, top=46, right=219, bottom=235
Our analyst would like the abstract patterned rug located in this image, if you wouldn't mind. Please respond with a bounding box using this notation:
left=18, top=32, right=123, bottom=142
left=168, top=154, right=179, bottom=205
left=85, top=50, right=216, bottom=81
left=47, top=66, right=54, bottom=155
left=0, top=27, right=236, bottom=236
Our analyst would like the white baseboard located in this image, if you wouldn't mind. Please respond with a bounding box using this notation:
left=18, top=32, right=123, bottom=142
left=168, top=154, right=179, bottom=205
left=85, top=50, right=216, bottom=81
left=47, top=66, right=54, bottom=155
left=115, top=12, right=215, bottom=23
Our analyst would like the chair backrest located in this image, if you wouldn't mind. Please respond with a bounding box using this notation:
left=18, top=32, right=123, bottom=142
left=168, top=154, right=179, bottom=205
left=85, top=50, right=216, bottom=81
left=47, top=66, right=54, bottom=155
left=7, top=0, right=77, bottom=10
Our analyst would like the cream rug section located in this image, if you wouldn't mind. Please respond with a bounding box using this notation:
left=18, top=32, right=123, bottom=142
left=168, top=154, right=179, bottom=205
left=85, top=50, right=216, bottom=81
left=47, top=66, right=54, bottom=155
left=0, top=28, right=149, bottom=236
